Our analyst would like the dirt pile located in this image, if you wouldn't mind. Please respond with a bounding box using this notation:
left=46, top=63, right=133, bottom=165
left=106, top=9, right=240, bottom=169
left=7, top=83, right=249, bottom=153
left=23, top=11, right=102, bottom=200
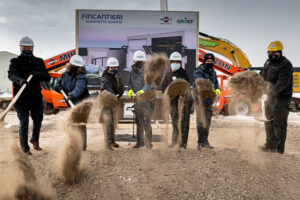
left=57, top=100, right=93, bottom=184
left=164, top=79, right=189, bottom=100
left=57, top=128, right=82, bottom=184
left=137, top=90, right=156, bottom=102
left=192, top=78, right=215, bottom=128
left=0, top=144, right=56, bottom=200
left=98, top=91, right=118, bottom=129
left=229, top=71, right=265, bottom=103
left=68, top=99, right=93, bottom=124
left=144, top=53, right=169, bottom=87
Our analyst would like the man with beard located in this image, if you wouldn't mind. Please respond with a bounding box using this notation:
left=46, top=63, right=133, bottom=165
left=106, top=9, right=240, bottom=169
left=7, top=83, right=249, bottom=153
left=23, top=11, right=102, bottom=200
left=193, top=53, right=220, bottom=150
left=260, top=41, right=293, bottom=154
left=128, top=50, right=154, bottom=149
left=8, top=36, right=50, bottom=155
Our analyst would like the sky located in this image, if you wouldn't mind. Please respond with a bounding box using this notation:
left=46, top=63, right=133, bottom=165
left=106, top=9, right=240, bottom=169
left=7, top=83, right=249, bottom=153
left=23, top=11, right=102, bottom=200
left=0, top=0, right=299, bottom=67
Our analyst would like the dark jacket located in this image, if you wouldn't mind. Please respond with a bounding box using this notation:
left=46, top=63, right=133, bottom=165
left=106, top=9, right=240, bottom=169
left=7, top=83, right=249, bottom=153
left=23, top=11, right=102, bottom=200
left=260, top=56, right=293, bottom=97
left=55, top=72, right=89, bottom=103
left=100, top=69, right=124, bottom=98
left=161, top=67, right=190, bottom=92
left=193, top=64, right=219, bottom=90
left=128, top=64, right=152, bottom=93
left=8, top=54, right=50, bottom=103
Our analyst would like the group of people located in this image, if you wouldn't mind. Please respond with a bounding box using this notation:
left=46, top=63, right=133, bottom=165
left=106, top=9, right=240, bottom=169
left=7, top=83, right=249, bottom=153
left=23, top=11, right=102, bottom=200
left=8, top=36, right=293, bottom=155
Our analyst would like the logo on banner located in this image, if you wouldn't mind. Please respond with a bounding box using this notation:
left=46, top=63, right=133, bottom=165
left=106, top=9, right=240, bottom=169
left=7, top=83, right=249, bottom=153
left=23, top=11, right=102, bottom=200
left=160, top=16, right=172, bottom=24
left=47, top=59, right=58, bottom=66
left=177, top=17, right=193, bottom=24
left=82, top=13, right=123, bottom=24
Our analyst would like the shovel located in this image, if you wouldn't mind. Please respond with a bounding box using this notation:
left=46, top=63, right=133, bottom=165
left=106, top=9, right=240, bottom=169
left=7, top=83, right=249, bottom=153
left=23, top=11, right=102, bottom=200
left=60, top=90, right=75, bottom=108
left=0, top=75, right=33, bottom=122
left=255, top=94, right=273, bottom=122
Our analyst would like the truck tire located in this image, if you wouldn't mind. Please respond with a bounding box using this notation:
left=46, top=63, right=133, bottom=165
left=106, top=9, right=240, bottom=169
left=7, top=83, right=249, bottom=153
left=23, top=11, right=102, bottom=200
left=42, top=98, right=59, bottom=115
left=229, top=99, right=252, bottom=116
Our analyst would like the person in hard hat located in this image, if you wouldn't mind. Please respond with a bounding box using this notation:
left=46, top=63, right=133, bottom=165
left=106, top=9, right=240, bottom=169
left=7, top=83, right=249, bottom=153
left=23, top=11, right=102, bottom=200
left=193, top=53, right=220, bottom=150
left=128, top=50, right=154, bottom=149
left=260, top=41, right=293, bottom=154
left=54, top=55, right=89, bottom=151
left=99, top=57, right=124, bottom=150
left=8, top=36, right=51, bottom=155
left=161, top=51, right=193, bottom=148
left=54, top=55, right=89, bottom=105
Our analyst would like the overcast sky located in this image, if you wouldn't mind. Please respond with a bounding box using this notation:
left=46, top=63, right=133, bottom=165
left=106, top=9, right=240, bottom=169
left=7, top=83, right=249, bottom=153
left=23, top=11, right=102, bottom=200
left=0, top=0, right=299, bottom=66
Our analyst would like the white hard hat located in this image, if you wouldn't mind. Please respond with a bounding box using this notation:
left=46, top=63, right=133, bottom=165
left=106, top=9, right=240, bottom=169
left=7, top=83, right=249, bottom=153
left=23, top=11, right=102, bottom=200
left=170, top=52, right=182, bottom=61
left=19, top=36, right=34, bottom=47
left=133, top=50, right=146, bottom=61
left=106, top=57, right=119, bottom=67
left=70, top=55, right=84, bottom=67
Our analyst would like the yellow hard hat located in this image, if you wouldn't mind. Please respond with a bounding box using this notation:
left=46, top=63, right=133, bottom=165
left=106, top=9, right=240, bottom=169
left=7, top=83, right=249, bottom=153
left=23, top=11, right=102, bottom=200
left=268, top=41, right=283, bottom=51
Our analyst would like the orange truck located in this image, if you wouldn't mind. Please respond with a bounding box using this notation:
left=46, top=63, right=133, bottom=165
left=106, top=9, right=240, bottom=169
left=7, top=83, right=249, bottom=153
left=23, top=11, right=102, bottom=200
left=41, top=49, right=76, bottom=114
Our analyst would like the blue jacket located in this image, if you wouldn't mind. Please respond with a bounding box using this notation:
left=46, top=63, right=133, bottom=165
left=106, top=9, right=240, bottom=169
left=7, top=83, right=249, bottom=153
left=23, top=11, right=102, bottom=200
left=193, top=64, right=220, bottom=90
left=193, top=64, right=220, bottom=106
left=55, top=72, right=88, bottom=103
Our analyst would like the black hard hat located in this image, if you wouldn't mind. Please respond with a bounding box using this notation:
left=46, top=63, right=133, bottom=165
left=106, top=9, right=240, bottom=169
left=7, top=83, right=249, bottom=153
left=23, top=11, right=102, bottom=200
left=203, top=53, right=215, bottom=63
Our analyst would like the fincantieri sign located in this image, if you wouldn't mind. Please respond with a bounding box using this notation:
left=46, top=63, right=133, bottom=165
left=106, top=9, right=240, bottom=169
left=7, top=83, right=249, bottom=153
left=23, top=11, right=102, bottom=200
left=81, top=13, right=123, bottom=24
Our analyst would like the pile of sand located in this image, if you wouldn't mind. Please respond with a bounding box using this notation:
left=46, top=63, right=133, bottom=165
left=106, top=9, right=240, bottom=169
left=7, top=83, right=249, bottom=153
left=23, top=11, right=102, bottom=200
left=229, top=71, right=265, bottom=103
left=144, top=53, right=169, bottom=87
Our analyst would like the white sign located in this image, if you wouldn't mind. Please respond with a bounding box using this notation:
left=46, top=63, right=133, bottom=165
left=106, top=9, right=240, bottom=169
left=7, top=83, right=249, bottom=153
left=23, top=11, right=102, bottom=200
left=123, top=103, right=135, bottom=118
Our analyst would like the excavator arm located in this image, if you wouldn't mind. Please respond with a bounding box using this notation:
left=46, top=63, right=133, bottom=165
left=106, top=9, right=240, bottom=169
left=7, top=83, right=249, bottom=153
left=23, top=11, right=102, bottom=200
left=199, top=32, right=251, bottom=69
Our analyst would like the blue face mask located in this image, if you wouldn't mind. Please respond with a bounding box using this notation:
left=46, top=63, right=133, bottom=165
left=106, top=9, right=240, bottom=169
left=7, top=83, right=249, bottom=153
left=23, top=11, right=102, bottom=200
left=109, top=69, right=118, bottom=75
left=171, top=63, right=181, bottom=71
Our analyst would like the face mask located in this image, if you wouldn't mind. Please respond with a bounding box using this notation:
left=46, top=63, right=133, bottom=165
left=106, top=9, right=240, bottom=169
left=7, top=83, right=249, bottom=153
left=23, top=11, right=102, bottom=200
left=70, top=66, right=78, bottom=74
left=268, top=54, right=280, bottom=62
left=109, top=69, right=118, bottom=75
left=205, top=63, right=214, bottom=69
left=171, top=63, right=180, bottom=71
left=21, top=50, right=33, bottom=58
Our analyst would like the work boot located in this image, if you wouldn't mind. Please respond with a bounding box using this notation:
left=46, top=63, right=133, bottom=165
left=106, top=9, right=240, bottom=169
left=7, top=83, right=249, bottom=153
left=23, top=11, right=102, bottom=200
left=168, top=143, right=176, bottom=148
left=180, top=143, right=187, bottom=149
left=202, top=143, right=214, bottom=149
left=24, top=150, right=33, bottom=155
left=146, top=144, right=153, bottom=149
left=197, top=144, right=202, bottom=151
left=30, top=140, right=42, bottom=151
left=260, top=145, right=276, bottom=153
left=133, top=143, right=145, bottom=148
left=112, top=142, right=119, bottom=148
left=106, top=143, right=114, bottom=150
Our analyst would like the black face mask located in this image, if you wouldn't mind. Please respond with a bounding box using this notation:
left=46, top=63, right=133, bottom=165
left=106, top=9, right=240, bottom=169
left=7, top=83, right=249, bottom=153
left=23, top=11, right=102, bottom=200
left=205, top=63, right=214, bottom=70
left=21, top=50, right=33, bottom=58
left=70, top=66, right=78, bottom=74
left=268, top=54, right=280, bottom=63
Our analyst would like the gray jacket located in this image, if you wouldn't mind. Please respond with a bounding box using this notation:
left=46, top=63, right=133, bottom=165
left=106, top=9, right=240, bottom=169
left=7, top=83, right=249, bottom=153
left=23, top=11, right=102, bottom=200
left=128, top=65, right=152, bottom=92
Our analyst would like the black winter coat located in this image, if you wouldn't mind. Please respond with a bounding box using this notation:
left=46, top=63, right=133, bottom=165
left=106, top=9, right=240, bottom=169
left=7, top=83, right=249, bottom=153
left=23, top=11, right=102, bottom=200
left=8, top=54, right=50, bottom=104
left=100, top=69, right=124, bottom=98
left=260, top=56, right=293, bottom=97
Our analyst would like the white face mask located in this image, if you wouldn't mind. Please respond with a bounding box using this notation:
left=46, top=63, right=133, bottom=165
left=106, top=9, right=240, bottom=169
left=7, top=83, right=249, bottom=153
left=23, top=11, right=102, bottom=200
left=171, top=63, right=181, bottom=71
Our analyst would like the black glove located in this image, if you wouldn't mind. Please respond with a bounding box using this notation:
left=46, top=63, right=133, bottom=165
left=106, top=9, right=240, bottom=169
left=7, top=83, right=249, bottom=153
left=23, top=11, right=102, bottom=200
left=56, top=85, right=63, bottom=92
left=67, top=93, right=74, bottom=101
left=30, top=71, right=42, bottom=79
left=19, top=79, right=28, bottom=86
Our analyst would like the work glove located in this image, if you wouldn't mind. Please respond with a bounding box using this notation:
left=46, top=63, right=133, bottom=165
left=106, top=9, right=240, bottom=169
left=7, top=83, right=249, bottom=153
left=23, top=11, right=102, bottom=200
left=127, top=89, right=134, bottom=98
left=67, top=93, right=74, bottom=101
left=19, top=79, right=28, bottom=86
left=136, top=90, right=144, bottom=96
left=215, top=89, right=221, bottom=96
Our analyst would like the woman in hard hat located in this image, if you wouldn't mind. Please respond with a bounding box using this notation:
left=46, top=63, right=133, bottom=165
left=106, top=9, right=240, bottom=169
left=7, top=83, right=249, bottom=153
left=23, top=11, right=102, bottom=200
left=99, top=57, right=124, bottom=150
left=161, top=51, right=193, bottom=149
left=55, top=55, right=89, bottom=151
left=260, top=41, right=293, bottom=154
left=128, top=50, right=154, bottom=149
left=55, top=55, right=89, bottom=104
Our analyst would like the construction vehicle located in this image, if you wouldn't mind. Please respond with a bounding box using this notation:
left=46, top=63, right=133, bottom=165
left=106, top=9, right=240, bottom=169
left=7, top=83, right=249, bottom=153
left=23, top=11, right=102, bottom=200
left=198, top=32, right=300, bottom=114
left=41, top=49, right=76, bottom=114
